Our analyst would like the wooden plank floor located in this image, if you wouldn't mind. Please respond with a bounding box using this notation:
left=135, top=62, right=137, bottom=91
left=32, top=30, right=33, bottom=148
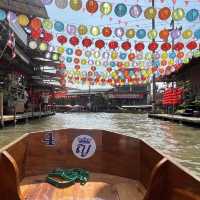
left=20, top=173, right=146, bottom=200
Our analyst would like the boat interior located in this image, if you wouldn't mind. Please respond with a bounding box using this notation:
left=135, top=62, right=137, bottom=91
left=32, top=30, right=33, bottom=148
left=0, top=129, right=200, bottom=200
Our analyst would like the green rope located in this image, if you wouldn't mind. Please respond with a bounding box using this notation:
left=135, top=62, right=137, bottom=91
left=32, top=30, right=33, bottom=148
left=47, top=168, right=89, bottom=188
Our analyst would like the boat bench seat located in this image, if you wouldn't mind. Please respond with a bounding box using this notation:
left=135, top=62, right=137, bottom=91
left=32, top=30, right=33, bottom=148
left=20, top=173, right=146, bottom=200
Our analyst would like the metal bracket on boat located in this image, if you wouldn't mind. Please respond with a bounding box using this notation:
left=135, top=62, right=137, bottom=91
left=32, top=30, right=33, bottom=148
left=47, top=168, right=89, bottom=188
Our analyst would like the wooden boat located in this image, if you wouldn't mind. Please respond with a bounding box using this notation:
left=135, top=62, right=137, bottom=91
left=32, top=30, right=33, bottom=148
left=0, top=128, right=200, bottom=200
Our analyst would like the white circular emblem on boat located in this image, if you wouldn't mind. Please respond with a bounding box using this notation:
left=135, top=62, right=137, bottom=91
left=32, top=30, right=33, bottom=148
left=72, top=135, right=96, bottom=159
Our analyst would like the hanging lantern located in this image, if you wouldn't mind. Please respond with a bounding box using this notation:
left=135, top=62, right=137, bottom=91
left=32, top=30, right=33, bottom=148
left=148, top=29, right=158, bottom=40
left=69, top=36, right=79, bottom=46
left=70, top=0, right=82, bottom=11
left=111, top=51, right=118, bottom=60
left=128, top=53, right=135, bottom=61
left=159, top=29, right=169, bottom=41
left=126, top=29, right=135, bottom=39
left=39, top=42, right=48, bottom=51
left=85, top=50, right=92, bottom=57
left=93, top=51, right=101, bottom=58
left=7, top=11, right=17, bottom=22
left=75, top=65, right=81, bottom=70
left=91, top=66, right=96, bottom=72
left=82, top=38, right=92, bottom=47
left=95, top=39, right=105, bottom=49
left=148, top=42, right=158, bottom=51
left=114, top=3, right=127, bottom=17
left=55, top=0, right=68, bottom=9
left=158, top=7, right=171, bottom=20
left=186, top=41, right=197, bottom=50
left=66, top=24, right=76, bottom=35
left=66, top=56, right=72, bottom=63
left=54, top=21, right=64, bottom=32
left=66, top=48, right=73, bottom=55
left=75, top=49, right=82, bottom=56
left=81, top=58, right=87, bottom=65
left=45, top=52, right=52, bottom=59
left=194, top=29, right=200, bottom=40
left=42, top=19, right=53, bottom=30
left=57, top=46, right=65, bottom=54
left=182, top=29, right=193, bottom=39
left=186, top=9, right=199, bottom=22
left=90, top=26, right=100, bottom=36
left=30, top=18, right=42, bottom=31
left=74, top=57, right=80, bottom=64
left=115, top=27, right=124, bottom=38
left=29, top=40, right=38, bottom=50
left=31, top=29, right=41, bottom=40
left=172, top=8, right=185, bottom=21
left=135, top=42, right=145, bottom=51
left=100, top=2, right=112, bottom=16
left=171, top=29, right=181, bottom=40
left=173, top=42, right=184, bottom=51
left=103, top=52, right=110, bottom=60
left=57, top=35, right=67, bottom=45
left=48, top=45, right=55, bottom=52
left=102, top=27, right=112, bottom=37
left=136, top=29, right=146, bottom=39
left=78, top=25, right=88, bottom=35
left=0, top=9, right=6, bottom=21
left=129, top=4, right=142, bottom=18
left=161, top=42, right=171, bottom=51
left=109, top=41, right=118, bottom=49
left=121, top=41, right=131, bottom=51
left=18, top=15, right=29, bottom=26
left=43, top=31, right=53, bottom=43
left=177, top=51, right=184, bottom=59
left=86, top=0, right=98, bottom=14
left=41, top=0, right=53, bottom=5
left=144, top=7, right=157, bottom=20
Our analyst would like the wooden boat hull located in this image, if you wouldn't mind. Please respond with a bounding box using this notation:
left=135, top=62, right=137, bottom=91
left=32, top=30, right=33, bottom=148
left=0, top=129, right=200, bottom=200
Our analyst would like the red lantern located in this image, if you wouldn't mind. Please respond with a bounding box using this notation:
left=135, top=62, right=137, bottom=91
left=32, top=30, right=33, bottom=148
left=31, top=29, right=41, bottom=40
left=161, top=42, right=171, bottom=51
left=70, top=36, right=79, bottom=46
left=121, top=41, right=131, bottom=51
left=128, top=53, right=135, bottom=61
left=86, top=0, right=98, bottom=14
left=57, top=35, right=67, bottom=45
left=58, top=63, right=66, bottom=69
left=102, top=27, right=112, bottom=37
left=177, top=51, right=184, bottom=59
left=74, top=65, right=80, bottom=70
left=43, top=32, right=53, bottom=43
left=74, top=58, right=80, bottom=64
left=91, top=66, right=96, bottom=72
left=75, top=49, right=82, bottom=56
left=82, top=38, right=92, bottom=48
left=30, top=18, right=42, bottom=30
left=109, top=41, right=118, bottom=49
left=135, top=42, right=145, bottom=51
left=148, top=42, right=158, bottom=51
left=173, top=42, right=184, bottom=51
left=107, top=67, right=112, bottom=72
left=95, top=39, right=105, bottom=49
left=186, top=41, right=197, bottom=50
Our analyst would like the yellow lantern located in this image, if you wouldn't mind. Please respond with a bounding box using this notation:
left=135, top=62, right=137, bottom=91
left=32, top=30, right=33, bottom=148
left=172, top=8, right=185, bottom=21
left=70, top=0, right=82, bottom=11
left=93, top=51, right=101, bottom=58
left=18, top=15, right=29, bottom=26
left=39, top=42, right=48, bottom=51
left=124, top=61, right=130, bottom=68
left=182, top=29, right=193, bottom=39
left=100, top=2, right=112, bottom=16
left=95, top=60, right=101, bottom=66
left=57, top=46, right=65, bottom=54
left=168, top=59, right=174, bottom=65
left=148, top=29, right=158, bottom=40
left=90, top=26, right=100, bottom=36
left=78, top=25, right=88, bottom=35
left=126, top=29, right=135, bottom=39
left=111, top=51, right=118, bottom=60
left=81, top=59, right=87, bottom=65
left=144, top=7, right=157, bottom=20
left=161, top=52, right=168, bottom=59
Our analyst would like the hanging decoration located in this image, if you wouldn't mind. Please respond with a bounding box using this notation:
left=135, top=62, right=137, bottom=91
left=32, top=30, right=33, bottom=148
left=55, top=0, right=68, bottom=9
left=100, top=2, right=112, bottom=16
left=194, top=29, right=200, bottom=40
left=136, top=29, right=146, bottom=39
left=86, top=0, right=98, bottom=14
left=158, top=7, right=171, bottom=20
left=144, top=7, right=157, bottom=20
left=129, top=5, right=142, bottom=18
left=66, top=24, right=76, bottom=35
left=54, top=21, right=65, bottom=32
left=69, top=36, right=79, bottom=46
left=114, top=3, right=127, bottom=17
left=182, top=29, right=193, bottom=39
left=41, top=0, right=53, bottom=5
left=115, top=27, right=124, bottom=38
left=82, top=38, right=92, bottom=47
left=42, top=19, right=53, bottom=30
left=171, top=28, right=181, bottom=40
left=95, top=39, right=105, bottom=49
left=159, top=29, right=169, bottom=41
left=126, top=28, right=135, bottom=39
left=0, top=9, right=6, bottom=21
left=186, top=41, right=197, bottom=50
left=30, top=18, right=42, bottom=30
left=90, top=26, right=100, bottom=36
left=135, top=42, right=145, bottom=51
left=78, top=24, right=88, bottom=35
left=70, top=0, right=82, bottom=11
left=102, top=27, right=112, bottom=37
left=31, top=29, right=41, bottom=40
left=148, top=29, right=158, bottom=40
left=186, top=9, right=199, bottom=22
left=109, top=41, right=118, bottom=49
left=172, top=8, right=185, bottom=21
left=43, top=32, right=53, bottom=43
left=18, top=15, right=29, bottom=26
left=121, top=41, right=131, bottom=51
left=57, top=35, right=67, bottom=45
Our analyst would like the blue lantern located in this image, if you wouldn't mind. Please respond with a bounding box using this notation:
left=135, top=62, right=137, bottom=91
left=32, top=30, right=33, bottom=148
left=66, top=57, right=72, bottom=63
left=119, top=52, right=127, bottom=60
left=194, top=29, right=200, bottom=40
left=0, top=9, right=6, bottom=21
left=114, top=3, right=127, bottom=17
left=136, top=29, right=146, bottom=39
left=54, top=21, right=64, bottom=32
left=186, top=9, right=199, bottom=22
left=169, top=51, right=176, bottom=59
left=110, top=61, right=116, bottom=67
left=66, top=48, right=73, bottom=55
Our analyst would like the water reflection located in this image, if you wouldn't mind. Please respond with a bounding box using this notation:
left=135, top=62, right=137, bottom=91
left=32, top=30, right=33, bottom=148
left=0, top=113, right=200, bottom=176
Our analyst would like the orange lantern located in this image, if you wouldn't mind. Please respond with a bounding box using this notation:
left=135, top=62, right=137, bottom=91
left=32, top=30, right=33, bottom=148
left=74, top=57, right=80, bottom=64
left=158, top=7, right=171, bottom=20
left=102, top=27, right=112, bottom=37
left=75, top=49, right=82, bottom=56
left=86, top=0, right=98, bottom=14
left=177, top=51, right=184, bottom=59
left=30, top=18, right=42, bottom=30
left=159, top=29, right=169, bottom=41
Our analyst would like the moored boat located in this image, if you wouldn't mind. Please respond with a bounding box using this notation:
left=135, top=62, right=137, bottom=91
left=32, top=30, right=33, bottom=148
left=0, top=128, right=200, bottom=200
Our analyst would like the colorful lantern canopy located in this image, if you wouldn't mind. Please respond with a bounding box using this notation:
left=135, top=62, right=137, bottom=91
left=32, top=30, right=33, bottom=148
left=186, top=41, right=197, bottom=50
left=172, top=8, right=185, bottom=21
left=30, top=18, right=42, bottom=30
left=144, top=7, right=157, bottom=20
left=86, top=0, right=98, bottom=14
left=43, top=32, right=53, bottom=43
left=109, top=41, right=118, bottom=49
left=66, top=24, right=76, bottom=35
left=186, top=9, right=199, bottom=22
left=90, top=26, right=100, bottom=36
left=82, top=38, right=92, bottom=47
left=18, top=15, right=29, bottom=26
left=159, top=29, right=169, bottom=41
left=95, top=39, right=105, bottom=49
left=114, top=3, right=127, bottom=17
left=148, top=42, right=158, bottom=51
left=69, top=36, right=79, bottom=46
left=55, top=0, right=68, bottom=9
left=70, top=0, right=82, bottom=11
left=121, top=41, right=131, bottom=51
left=0, top=9, right=6, bottom=21
left=158, top=7, right=171, bottom=20
left=54, top=21, right=64, bottom=32
left=115, top=27, right=124, bottom=38
left=100, top=2, right=112, bottom=16
left=135, top=42, right=145, bottom=51
left=161, top=42, right=171, bottom=51
left=126, top=29, right=135, bottom=39
left=57, top=35, right=67, bottom=45
left=129, top=4, right=142, bottom=18
left=42, top=19, right=53, bottom=30
left=102, top=27, right=112, bottom=37
left=173, top=42, right=184, bottom=51
left=78, top=25, right=88, bottom=35
left=136, top=29, right=146, bottom=39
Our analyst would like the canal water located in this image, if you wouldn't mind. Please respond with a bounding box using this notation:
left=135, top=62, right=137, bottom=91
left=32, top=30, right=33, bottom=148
left=0, top=113, right=200, bottom=177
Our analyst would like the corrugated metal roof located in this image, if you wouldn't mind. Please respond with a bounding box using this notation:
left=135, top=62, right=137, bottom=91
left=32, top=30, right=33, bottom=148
left=0, top=0, right=48, bottom=18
